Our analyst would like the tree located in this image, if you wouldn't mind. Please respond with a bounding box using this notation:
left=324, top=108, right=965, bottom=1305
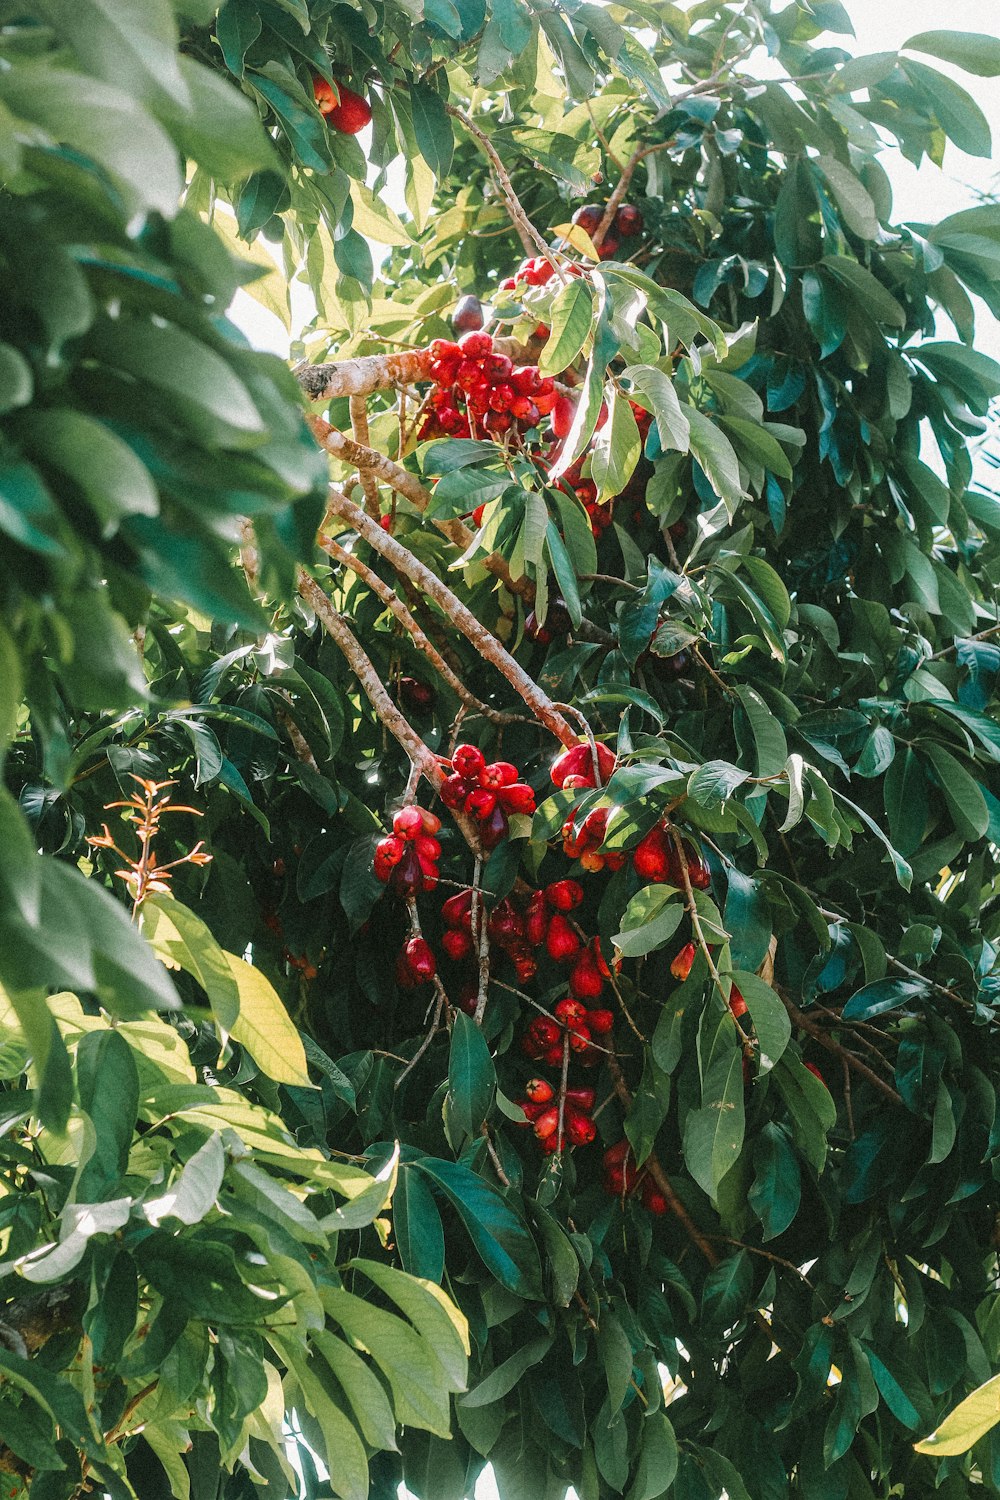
left=1, top=2, right=1000, bottom=1498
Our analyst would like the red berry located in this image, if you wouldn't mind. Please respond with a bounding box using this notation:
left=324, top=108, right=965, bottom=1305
left=442, top=890, right=473, bottom=929
left=546, top=914, right=581, bottom=964
left=552, top=394, right=576, bottom=439
left=641, top=1180, right=668, bottom=1215
left=441, top=929, right=473, bottom=961
left=486, top=353, right=513, bottom=381
left=729, top=984, right=748, bottom=1020
left=566, top=1110, right=596, bottom=1146
left=414, top=834, right=441, bottom=861
left=488, top=898, right=524, bottom=945
left=452, top=294, right=485, bottom=333
left=544, top=879, right=584, bottom=912
left=633, top=826, right=671, bottom=882
left=511, top=365, right=540, bottom=397
left=569, top=952, right=604, bottom=1000
left=549, top=741, right=616, bottom=789
left=534, top=1106, right=559, bottom=1140
left=404, top=936, right=436, bottom=981
left=440, top=773, right=470, bottom=810
left=480, top=761, right=520, bottom=789
left=572, top=204, right=603, bottom=234
left=514, top=954, right=538, bottom=984
left=587, top=1008, right=614, bottom=1035
left=542, top=1042, right=565, bottom=1068
left=458, top=330, right=493, bottom=359
left=389, top=844, right=423, bottom=898
left=498, top=783, right=536, bottom=815
left=526, top=1077, right=555, bottom=1103
left=615, top=203, right=644, bottom=237
left=452, top=744, right=486, bottom=779
left=465, top=787, right=498, bottom=821
left=554, top=996, right=588, bottom=1026
left=393, top=806, right=424, bottom=839
left=684, top=841, right=711, bottom=890
left=804, top=1061, right=828, bottom=1087
left=518, top=1099, right=545, bottom=1123
left=597, top=234, right=619, bottom=260
left=671, top=943, right=696, bottom=982
left=480, top=802, right=510, bottom=851
left=319, top=81, right=372, bottom=135
left=524, top=611, right=553, bottom=645
left=526, top=894, right=550, bottom=948
left=374, top=834, right=406, bottom=869
left=379, top=515, right=393, bottom=532
left=568, top=1022, right=592, bottom=1052
left=565, top=1085, right=595, bottom=1111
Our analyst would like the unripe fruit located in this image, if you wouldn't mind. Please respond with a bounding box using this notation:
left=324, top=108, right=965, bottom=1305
left=587, top=1008, right=614, bottom=1035
left=452, top=743, right=486, bottom=779
left=729, top=984, right=748, bottom=1020
left=571, top=203, right=603, bottom=234
left=526, top=1077, right=555, bottom=1104
left=316, top=80, right=372, bottom=135
left=615, top=203, right=644, bottom=237
left=452, top=294, right=485, bottom=333
left=547, top=914, right=581, bottom=963
left=671, top=942, right=696, bottom=982
left=441, top=928, right=473, bottom=962
left=544, top=879, right=584, bottom=912
left=404, top=936, right=436, bottom=981
left=393, top=806, right=425, bottom=839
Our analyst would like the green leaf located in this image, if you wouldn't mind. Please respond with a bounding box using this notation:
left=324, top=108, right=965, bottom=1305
left=590, top=387, right=641, bottom=503
left=613, top=885, right=684, bottom=958
left=772, top=1056, right=837, bottom=1173
left=688, top=760, right=750, bottom=808
left=684, top=406, right=746, bottom=516
left=538, top=278, right=593, bottom=377
left=18, top=410, right=158, bottom=534
left=841, top=975, right=931, bottom=1022
left=904, top=29, right=1000, bottom=76
left=733, top=684, right=787, bottom=776
left=682, top=1016, right=745, bottom=1198
left=410, top=83, right=454, bottom=179
left=814, top=156, right=879, bottom=239
left=144, top=1131, right=226, bottom=1227
left=822, top=256, right=906, bottom=328
left=748, top=1124, right=801, bottom=1240
left=223, top=951, right=311, bottom=1086
left=459, top=1336, right=551, bottom=1408
left=350, top=1257, right=470, bottom=1390
left=76, top=1028, right=139, bottom=1196
left=914, top=1371, right=1000, bottom=1455
left=900, top=58, right=993, bottom=156
left=729, top=971, right=791, bottom=1073
left=701, top=1250, right=753, bottom=1330
left=413, top=1158, right=543, bottom=1299
left=625, top=364, right=690, bottom=454
left=627, top=1413, right=678, bottom=1500
left=447, top=1010, right=496, bottom=1140
left=921, top=743, right=989, bottom=840
left=393, top=1165, right=445, bottom=1283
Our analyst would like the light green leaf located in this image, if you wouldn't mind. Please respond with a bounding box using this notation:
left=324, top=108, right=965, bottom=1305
left=914, top=1372, right=1000, bottom=1454
left=539, top=278, right=593, bottom=377
left=904, top=29, right=1000, bottom=76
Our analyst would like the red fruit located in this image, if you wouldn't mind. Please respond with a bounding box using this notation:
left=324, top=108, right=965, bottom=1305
left=566, top=1110, right=596, bottom=1146
left=554, top=996, right=588, bottom=1026
left=565, top=1086, right=596, bottom=1111
left=532, top=1018, right=562, bottom=1049
left=641, top=1182, right=668, bottom=1215
left=552, top=394, right=576, bottom=439
left=592, top=938, right=615, bottom=979
left=571, top=204, right=603, bottom=234
left=544, top=879, right=584, bottom=912
left=568, top=1022, right=592, bottom=1052
left=684, top=841, right=711, bottom=891
left=431, top=339, right=462, bottom=361
left=419, top=808, right=442, bottom=835
left=465, top=788, right=498, bottom=821
left=414, top=834, right=441, bottom=861
left=379, top=515, right=393, bottom=532
left=524, top=611, right=553, bottom=645
left=389, top=844, right=423, bottom=898
left=458, top=330, right=493, bottom=359
left=488, top=899, right=524, bottom=945
left=804, top=1062, right=828, bottom=1087
left=615, top=203, right=644, bottom=237
left=480, top=802, right=510, bottom=851
left=569, top=953, right=604, bottom=1001
left=597, top=234, right=619, bottom=260
left=441, top=929, right=473, bottom=962
left=670, top=942, right=696, bottom=982
left=442, top=890, right=473, bottom=929
left=534, top=1106, right=559, bottom=1141
left=480, top=761, right=519, bottom=789
left=313, top=76, right=338, bottom=114
left=399, top=677, right=435, bottom=711
left=729, top=984, right=748, bottom=1020
left=498, top=783, right=536, bottom=815
left=526, top=894, right=550, bottom=947
left=518, top=1099, right=545, bottom=1123
left=604, top=1163, right=627, bottom=1195
left=452, top=743, right=486, bottom=779
left=486, top=353, right=513, bottom=381
left=499, top=276, right=516, bottom=291
left=514, top=955, right=538, bottom=984
left=542, top=1042, right=565, bottom=1068
left=452, top=294, right=485, bottom=333
left=587, top=1008, right=614, bottom=1035
left=526, top=1077, right=555, bottom=1104
left=484, top=410, right=514, bottom=435
left=395, top=951, right=420, bottom=989
left=404, top=937, right=436, bottom=981
left=604, top=1139, right=631, bottom=1167
left=374, top=834, right=406, bottom=869
left=547, top=914, right=581, bottom=963
left=319, top=81, right=372, bottom=135
left=393, top=806, right=424, bottom=840
left=633, top=826, right=671, bottom=882
left=440, top=773, right=470, bottom=810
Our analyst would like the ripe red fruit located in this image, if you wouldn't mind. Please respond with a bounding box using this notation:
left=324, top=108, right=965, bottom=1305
left=550, top=740, right=616, bottom=789
left=451, top=743, right=486, bottom=779
left=393, top=805, right=424, bottom=839
left=518, top=1099, right=545, bottom=1123
left=440, top=773, right=469, bottom=810
left=671, top=942, right=696, bottom=982
left=729, top=984, right=748, bottom=1020
left=379, top=515, right=393, bottom=533
left=498, top=783, right=536, bottom=815
left=534, top=1106, right=559, bottom=1141
left=317, top=80, right=372, bottom=134
left=552, top=394, right=577, bottom=439
left=414, top=834, right=441, bottom=862
left=486, top=352, right=513, bottom=381
left=587, top=1008, right=614, bottom=1035
left=488, top=899, right=524, bottom=945
left=389, top=844, right=423, bottom=897
left=633, top=826, right=671, bottom=881
left=526, top=1077, right=555, bottom=1103
left=404, top=937, right=436, bottom=981
left=554, top=996, right=588, bottom=1026
left=442, top=890, right=473, bottom=929
left=597, top=234, right=620, bottom=260
left=641, top=1181, right=668, bottom=1215
left=465, top=787, right=497, bottom=821
left=480, top=761, right=519, bottom=789
left=804, top=1061, right=827, bottom=1087
left=441, top=928, right=473, bottom=962
left=569, top=953, right=604, bottom=1000
left=571, top=204, right=603, bottom=234
left=684, top=841, right=711, bottom=890
left=568, top=1022, right=592, bottom=1052
left=565, top=1086, right=596, bottom=1111
left=546, top=914, right=581, bottom=963
left=514, top=955, right=538, bottom=984
left=374, top=834, right=406, bottom=869
left=544, top=879, right=584, bottom=912
left=615, top=203, right=644, bottom=237
left=529, top=1015, right=561, bottom=1047
left=566, top=1110, right=596, bottom=1146
left=419, top=808, right=442, bottom=835
left=452, top=294, right=485, bottom=333
left=480, top=802, right=510, bottom=851
left=526, top=893, right=550, bottom=947
left=458, top=330, right=493, bottom=359
left=399, top=677, right=434, bottom=711
left=524, top=611, right=553, bottom=645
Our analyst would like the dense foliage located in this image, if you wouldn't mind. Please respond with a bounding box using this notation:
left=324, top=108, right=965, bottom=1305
left=2, top=3, right=1000, bottom=1499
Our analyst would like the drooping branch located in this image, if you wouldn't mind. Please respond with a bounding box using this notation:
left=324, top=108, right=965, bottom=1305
left=322, top=536, right=522, bottom=727
left=323, top=489, right=579, bottom=747
left=446, top=104, right=558, bottom=268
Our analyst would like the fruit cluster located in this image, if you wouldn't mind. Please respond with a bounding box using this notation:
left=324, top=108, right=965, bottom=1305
left=602, top=1139, right=668, bottom=1214
left=571, top=201, right=645, bottom=262
left=442, top=889, right=538, bottom=988
left=374, top=805, right=442, bottom=894
left=551, top=739, right=616, bottom=790
left=515, top=1077, right=597, bottom=1154
left=438, top=743, right=535, bottom=851
left=632, top=823, right=710, bottom=888
left=420, top=331, right=557, bottom=441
